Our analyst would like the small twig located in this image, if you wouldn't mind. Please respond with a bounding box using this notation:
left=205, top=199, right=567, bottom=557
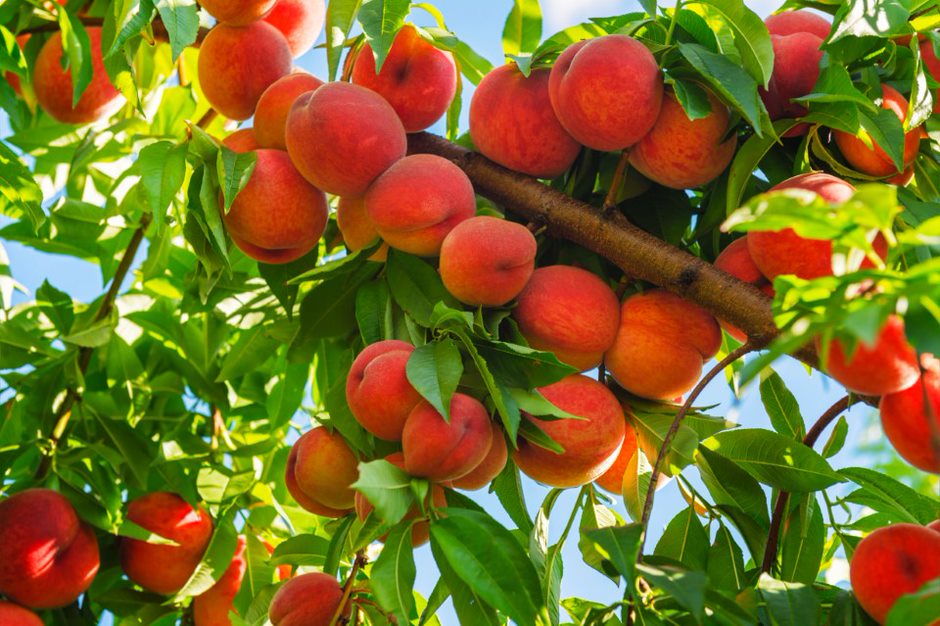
left=603, top=150, right=631, bottom=212
left=329, top=551, right=367, bottom=626
left=196, top=108, right=218, bottom=130
left=637, top=342, right=755, bottom=556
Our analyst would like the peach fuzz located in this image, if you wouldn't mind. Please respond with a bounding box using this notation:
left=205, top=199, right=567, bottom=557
left=595, top=418, right=639, bottom=494
left=355, top=452, right=447, bottom=546
left=264, top=0, right=326, bottom=57
left=193, top=536, right=247, bottom=626
left=758, top=32, right=823, bottom=134
left=222, top=129, right=260, bottom=153
left=291, top=427, right=360, bottom=510
left=765, top=11, right=832, bottom=39
left=198, top=22, right=292, bottom=121
left=549, top=35, right=663, bottom=151
left=200, top=0, right=276, bottom=25
left=222, top=149, right=328, bottom=264
left=33, top=28, right=123, bottom=124
left=439, top=216, right=536, bottom=307
left=850, top=523, right=940, bottom=624
left=402, top=393, right=493, bottom=482
left=714, top=236, right=775, bottom=341
left=512, top=265, right=620, bottom=371
left=514, top=374, right=626, bottom=488
left=254, top=73, right=324, bottom=150
left=336, top=196, right=388, bottom=261
left=450, top=428, right=509, bottom=490
left=605, top=290, right=722, bottom=401
left=120, top=492, right=213, bottom=595
left=834, top=85, right=922, bottom=177
left=879, top=354, right=940, bottom=473
left=0, top=602, right=43, bottom=626
left=629, top=88, right=737, bottom=189
left=469, top=63, right=581, bottom=178
left=365, top=154, right=475, bottom=256
left=286, top=81, right=406, bottom=197
left=346, top=340, right=422, bottom=441
left=0, top=489, right=100, bottom=609
left=351, top=25, right=457, bottom=132
left=818, top=315, right=920, bottom=396
left=269, top=572, right=349, bottom=626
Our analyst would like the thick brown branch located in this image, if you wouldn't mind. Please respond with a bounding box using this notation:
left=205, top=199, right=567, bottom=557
left=330, top=551, right=367, bottom=626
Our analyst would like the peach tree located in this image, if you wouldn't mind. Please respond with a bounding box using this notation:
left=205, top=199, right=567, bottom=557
left=0, top=0, right=938, bottom=624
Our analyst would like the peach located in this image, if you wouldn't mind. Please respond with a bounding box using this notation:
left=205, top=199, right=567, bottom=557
left=269, top=572, right=349, bottom=626
left=714, top=235, right=775, bottom=341
left=290, top=427, right=360, bottom=510
left=879, top=354, right=940, bottom=473
left=285, top=81, right=407, bottom=197
left=818, top=315, right=920, bottom=396
left=197, top=22, right=292, bottom=121
left=834, top=84, right=922, bottom=177
left=336, top=196, right=388, bottom=261
left=0, top=602, right=43, bottom=626
left=354, top=452, right=447, bottom=546
left=920, top=38, right=940, bottom=113
left=285, top=442, right=352, bottom=518
left=758, top=32, right=823, bottom=134
left=401, top=393, right=493, bottom=482
left=548, top=35, right=663, bottom=151
left=222, top=129, right=260, bottom=153
left=351, top=25, right=457, bottom=132
left=765, top=11, right=832, bottom=38
left=929, top=520, right=940, bottom=533
left=346, top=340, right=422, bottom=441
left=514, top=374, right=626, bottom=488
left=254, top=72, right=324, bottom=150
left=512, top=265, right=621, bottom=371
left=120, top=492, right=213, bottom=595
left=193, top=536, right=247, bottom=626
left=200, top=0, right=276, bottom=25
left=450, top=428, right=509, bottom=491
left=364, top=154, right=475, bottom=256
left=263, top=0, right=326, bottom=57
left=469, top=64, right=581, bottom=178
left=595, top=418, right=639, bottom=494
left=605, top=290, right=722, bottom=401
left=222, top=149, right=328, bottom=264
left=850, top=523, right=940, bottom=624
left=629, top=88, right=737, bottom=189
left=0, top=489, right=100, bottom=609
left=439, top=216, right=536, bottom=306
left=33, top=27, right=123, bottom=124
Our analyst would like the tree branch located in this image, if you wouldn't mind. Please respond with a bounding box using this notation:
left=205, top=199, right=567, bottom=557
left=330, top=550, right=368, bottom=626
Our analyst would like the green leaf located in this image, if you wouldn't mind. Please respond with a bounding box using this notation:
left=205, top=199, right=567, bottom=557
left=358, top=0, right=411, bottom=72
left=582, top=523, right=643, bottom=584
left=840, top=466, right=939, bottom=524
left=173, top=506, right=239, bottom=600
left=654, top=506, right=709, bottom=570
left=406, top=338, right=463, bottom=421
left=269, top=534, right=330, bottom=567
left=678, top=42, right=767, bottom=133
left=702, top=428, right=843, bottom=492
left=216, top=326, right=279, bottom=382
left=326, top=0, right=362, bottom=80
left=386, top=249, right=460, bottom=326
left=258, top=249, right=320, bottom=317
left=502, top=0, right=542, bottom=57
left=692, top=0, right=774, bottom=87
left=292, top=265, right=376, bottom=349
left=858, top=104, right=905, bottom=173
left=154, top=0, right=199, bottom=60
left=725, top=119, right=800, bottom=216
left=759, top=371, right=805, bottom=439
left=36, top=280, right=75, bottom=334
left=371, top=520, right=416, bottom=624
left=707, top=526, right=746, bottom=593
left=757, top=574, right=820, bottom=626
left=636, top=564, right=706, bottom=622
left=62, top=318, right=114, bottom=348
left=423, top=27, right=494, bottom=85
left=0, top=141, right=44, bottom=231
left=474, top=338, right=576, bottom=389
left=430, top=539, right=501, bottom=626
left=137, top=141, right=187, bottom=229
left=887, top=578, right=940, bottom=626
left=216, top=147, right=257, bottom=213
left=430, top=509, right=544, bottom=625
left=91, top=411, right=153, bottom=491
left=352, top=459, right=415, bottom=526
left=58, top=9, right=94, bottom=108
left=104, top=0, right=158, bottom=58
left=820, top=415, right=848, bottom=459
left=356, top=278, right=389, bottom=345
left=830, top=0, right=911, bottom=41
left=695, top=445, right=769, bottom=526
left=780, top=495, right=825, bottom=585
left=623, top=448, right=654, bottom=523
left=491, top=462, right=534, bottom=534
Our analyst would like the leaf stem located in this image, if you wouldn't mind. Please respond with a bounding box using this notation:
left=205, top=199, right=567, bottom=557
left=603, top=150, right=631, bottom=212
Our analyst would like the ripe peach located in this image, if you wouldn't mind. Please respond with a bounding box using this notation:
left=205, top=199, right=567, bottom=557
left=193, top=536, right=247, bottom=626
left=512, top=265, right=621, bottom=371
left=765, top=11, right=832, bottom=39
left=439, top=216, right=536, bottom=306
left=0, top=489, right=100, bottom=609
left=200, top=0, right=276, bottom=25
left=714, top=236, right=775, bottom=341
left=290, top=427, right=360, bottom=511
left=264, top=0, right=325, bottom=57
left=120, top=492, right=213, bottom=595
left=920, top=38, right=940, bottom=113
left=758, top=32, right=823, bottom=134
left=929, top=520, right=940, bottom=533
left=198, top=22, right=292, bottom=121
left=285, top=443, right=352, bottom=518
left=33, top=27, right=123, bottom=124
left=818, top=315, right=920, bottom=396
left=222, top=129, right=260, bottom=153
left=269, top=572, right=349, bottom=626
left=222, top=149, right=328, bottom=264
left=286, top=81, right=407, bottom=197
left=629, top=88, right=737, bottom=189
left=605, top=290, right=722, bottom=401
left=549, top=35, right=663, bottom=151
left=450, top=428, right=509, bottom=491
left=514, top=374, right=626, bottom=488
left=351, top=25, right=457, bottom=132
left=365, top=154, right=475, bottom=256
left=879, top=354, right=940, bottom=473
left=336, top=196, right=388, bottom=261
left=346, top=340, right=422, bottom=441
left=469, top=64, right=581, bottom=178
left=402, top=393, right=493, bottom=482
left=354, top=452, right=447, bottom=546
left=850, top=523, right=940, bottom=624
left=834, top=85, right=922, bottom=177
left=595, top=418, right=639, bottom=494
left=254, top=73, right=324, bottom=150
left=0, top=602, right=43, bottom=626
